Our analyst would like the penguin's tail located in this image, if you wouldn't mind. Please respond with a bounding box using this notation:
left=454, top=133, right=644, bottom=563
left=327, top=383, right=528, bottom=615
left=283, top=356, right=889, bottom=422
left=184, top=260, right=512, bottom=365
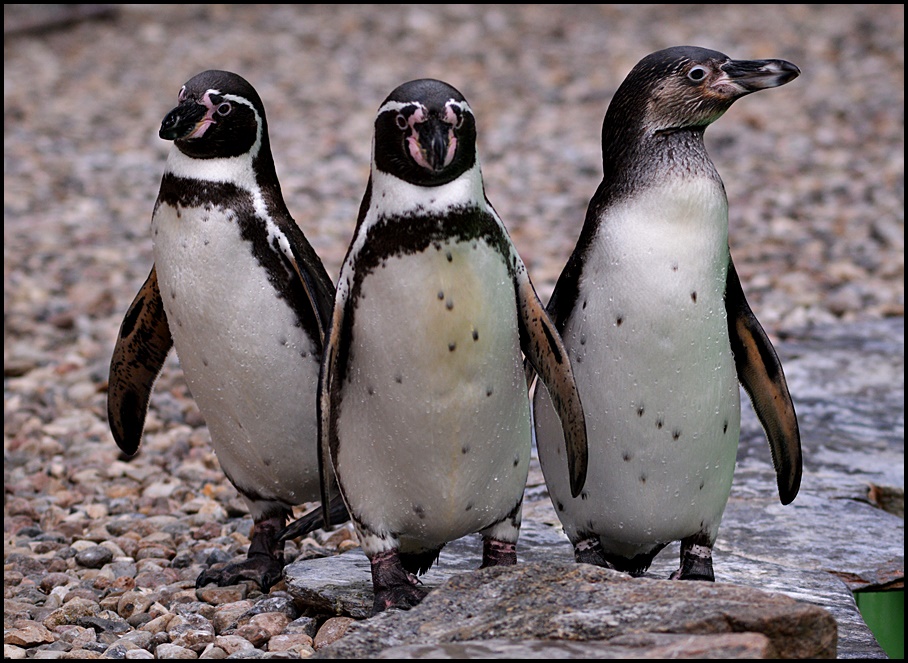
left=279, top=495, right=350, bottom=542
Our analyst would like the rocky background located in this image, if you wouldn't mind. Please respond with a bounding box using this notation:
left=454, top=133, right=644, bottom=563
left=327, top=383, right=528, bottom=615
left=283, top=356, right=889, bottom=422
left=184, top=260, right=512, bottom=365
left=4, top=5, right=904, bottom=659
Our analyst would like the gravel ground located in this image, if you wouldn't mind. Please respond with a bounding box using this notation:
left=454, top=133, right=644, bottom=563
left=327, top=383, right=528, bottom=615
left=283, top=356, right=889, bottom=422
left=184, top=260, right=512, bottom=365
left=4, top=5, right=904, bottom=659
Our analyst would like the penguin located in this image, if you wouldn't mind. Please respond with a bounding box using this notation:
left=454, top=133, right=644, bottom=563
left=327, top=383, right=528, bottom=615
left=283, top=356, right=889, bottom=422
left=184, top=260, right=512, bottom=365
left=532, top=46, right=802, bottom=581
left=107, top=70, right=335, bottom=591
left=313, top=79, right=587, bottom=614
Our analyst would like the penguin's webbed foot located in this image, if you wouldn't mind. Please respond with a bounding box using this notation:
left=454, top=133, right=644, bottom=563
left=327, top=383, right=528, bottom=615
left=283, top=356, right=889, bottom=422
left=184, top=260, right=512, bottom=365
left=669, top=536, right=715, bottom=581
left=196, top=511, right=288, bottom=591
left=480, top=537, right=517, bottom=568
left=573, top=537, right=616, bottom=569
left=195, top=553, right=284, bottom=591
left=370, top=549, right=429, bottom=614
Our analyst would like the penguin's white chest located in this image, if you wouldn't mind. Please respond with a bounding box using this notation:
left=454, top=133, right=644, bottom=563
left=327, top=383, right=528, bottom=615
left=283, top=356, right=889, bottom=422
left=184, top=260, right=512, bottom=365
left=151, top=201, right=321, bottom=509
left=336, top=238, right=531, bottom=546
left=535, top=177, right=741, bottom=554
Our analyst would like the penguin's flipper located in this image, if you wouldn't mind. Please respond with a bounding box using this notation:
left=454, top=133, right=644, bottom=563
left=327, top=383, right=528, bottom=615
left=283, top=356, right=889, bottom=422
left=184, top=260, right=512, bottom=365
left=317, top=295, right=348, bottom=528
left=279, top=224, right=336, bottom=345
left=725, top=258, right=802, bottom=504
left=107, top=265, right=173, bottom=456
left=279, top=494, right=351, bottom=542
left=515, top=267, right=588, bottom=497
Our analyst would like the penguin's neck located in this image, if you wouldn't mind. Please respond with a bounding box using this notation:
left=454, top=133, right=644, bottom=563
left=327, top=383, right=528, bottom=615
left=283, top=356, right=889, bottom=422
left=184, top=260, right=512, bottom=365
left=162, top=145, right=288, bottom=225
left=603, top=127, right=719, bottom=192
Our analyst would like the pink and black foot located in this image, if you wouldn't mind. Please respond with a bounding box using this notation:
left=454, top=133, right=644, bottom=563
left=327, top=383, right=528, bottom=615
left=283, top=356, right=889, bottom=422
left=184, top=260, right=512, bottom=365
left=196, top=510, right=289, bottom=591
left=669, top=532, right=715, bottom=581
left=370, top=549, right=430, bottom=614
left=572, top=534, right=666, bottom=577
left=480, top=537, right=517, bottom=568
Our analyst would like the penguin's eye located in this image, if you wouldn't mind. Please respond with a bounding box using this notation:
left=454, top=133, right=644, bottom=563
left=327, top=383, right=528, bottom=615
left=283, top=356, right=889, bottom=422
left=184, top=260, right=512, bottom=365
left=216, top=102, right=232, bottom=116
left=395, top=114, right=408, bottom=130
left=452, top=112, right=464, bottom=130
left=178, top=86, right=187, bottom=103
left=687, top=66, right=709, bottom=82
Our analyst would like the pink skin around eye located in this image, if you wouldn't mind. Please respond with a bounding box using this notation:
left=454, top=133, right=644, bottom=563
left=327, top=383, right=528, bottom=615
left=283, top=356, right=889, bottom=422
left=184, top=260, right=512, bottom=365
left=186, top=90, right=219, bottom=139
left=406, top=106, right=458, bottom=170
left=442, top=105, right=459, bottom=167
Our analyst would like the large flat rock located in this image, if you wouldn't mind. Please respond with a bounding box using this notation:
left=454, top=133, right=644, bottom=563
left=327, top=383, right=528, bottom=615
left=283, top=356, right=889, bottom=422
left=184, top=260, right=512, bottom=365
left=315, top=562, right=836, bottom=659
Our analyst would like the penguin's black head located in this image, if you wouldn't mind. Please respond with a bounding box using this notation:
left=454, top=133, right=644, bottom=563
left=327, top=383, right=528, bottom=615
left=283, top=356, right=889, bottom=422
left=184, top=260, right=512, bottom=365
left=606, top=46, right=800, bottom=137
left=160, top=70, right=268, bottom=160
left=373, top=78, right=478, bottom=187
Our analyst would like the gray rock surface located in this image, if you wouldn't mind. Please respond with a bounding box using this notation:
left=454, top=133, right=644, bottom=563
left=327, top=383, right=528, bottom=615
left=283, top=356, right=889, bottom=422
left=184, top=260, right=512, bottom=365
left=314, top=562, right=836, bottom=659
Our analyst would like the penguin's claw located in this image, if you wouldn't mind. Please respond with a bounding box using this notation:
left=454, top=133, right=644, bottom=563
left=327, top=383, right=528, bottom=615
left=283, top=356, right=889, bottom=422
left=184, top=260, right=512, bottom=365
left=370, top=549, right=430, bottom=614
left=195, top=553, right=284, bottom=591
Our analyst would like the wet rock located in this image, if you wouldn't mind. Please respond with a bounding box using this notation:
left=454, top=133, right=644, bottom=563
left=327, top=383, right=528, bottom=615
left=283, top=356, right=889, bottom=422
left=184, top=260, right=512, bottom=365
left=196, top=585, right=247, bottom=606
left=155, top=642, right=199, bottom=659
left=212, top=635, right=255, bottom=656
left=317, top=563, right=836, bottom=659
left=4, top=620, right=55, bottom=647
left=74, top=546, right=113, bottom=569
left=267, top=634, right=315, bottom=655
left=313, top=617, right=356, bottom=651
left=42, top=598, right=101, bottom=630
left=168, top=613, right=216, bottom=653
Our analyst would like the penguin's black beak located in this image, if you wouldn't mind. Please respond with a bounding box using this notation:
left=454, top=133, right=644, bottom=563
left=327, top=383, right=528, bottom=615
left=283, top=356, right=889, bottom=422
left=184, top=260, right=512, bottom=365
left=415, top=118, right=455, bottom=172
left=159, top=101, right=212, bottom=141
left=720, top=58, right=800, bottom=93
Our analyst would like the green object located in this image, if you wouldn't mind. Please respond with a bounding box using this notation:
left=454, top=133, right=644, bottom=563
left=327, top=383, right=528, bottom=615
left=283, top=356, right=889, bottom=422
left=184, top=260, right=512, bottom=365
left=855, top=589, right=904, bottom=658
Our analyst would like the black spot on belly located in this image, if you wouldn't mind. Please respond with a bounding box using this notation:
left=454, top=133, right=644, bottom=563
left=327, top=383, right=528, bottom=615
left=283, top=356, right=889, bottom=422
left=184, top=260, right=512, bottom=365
left=202, top=359, right=209, bottom=367
left=637, top=405, right=645, bottom=417
left=472, top=328, right=479, bottom=341
left=170, top=290, right=176, bottom=300
left=582, top=300, right=587, bottom=310
left=486, top=386, right=494, bottom=397
left=461, top=444, right=470, bottom=454
left=368, top=386, right=375, bottom=396
left=581, top=491, right=589, bottom=500
left=556, top=501, right=564, bottom=512
left=446, top=251, right=453, bottom=262
left=656, top=418, right=663, bottom=429
left=616, top=316, right=624, bottom=327
left=413, top=504, right=426, bottom=519
left=437, top=290, right=444, bottom=300
left=446, top=299, right=454, bottom=310
left=513, top=454, right=520, bottom=467
left=300, top=351, right=308, bottom=359
left=395, top=374, right=403, bottom=384
left=639, top=473, right=647, bottom=484
left=465, top=502, right=473, bottom=512
left=672, top=430, right=682, bottom=441
left=723, top=420, right=728, bottom=434
left=699, top=479, right=706, bottom=490
left=671, top=263, right=679, bottom=272
left=622, top=452, right=631, bottom=462
left=448, top=342, right=457, bottom=352
left=280, top=337, right=288, bottom=346
left=580, top=335, right=586, bottom=346
left=691, top=291, right=698, bottom=303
